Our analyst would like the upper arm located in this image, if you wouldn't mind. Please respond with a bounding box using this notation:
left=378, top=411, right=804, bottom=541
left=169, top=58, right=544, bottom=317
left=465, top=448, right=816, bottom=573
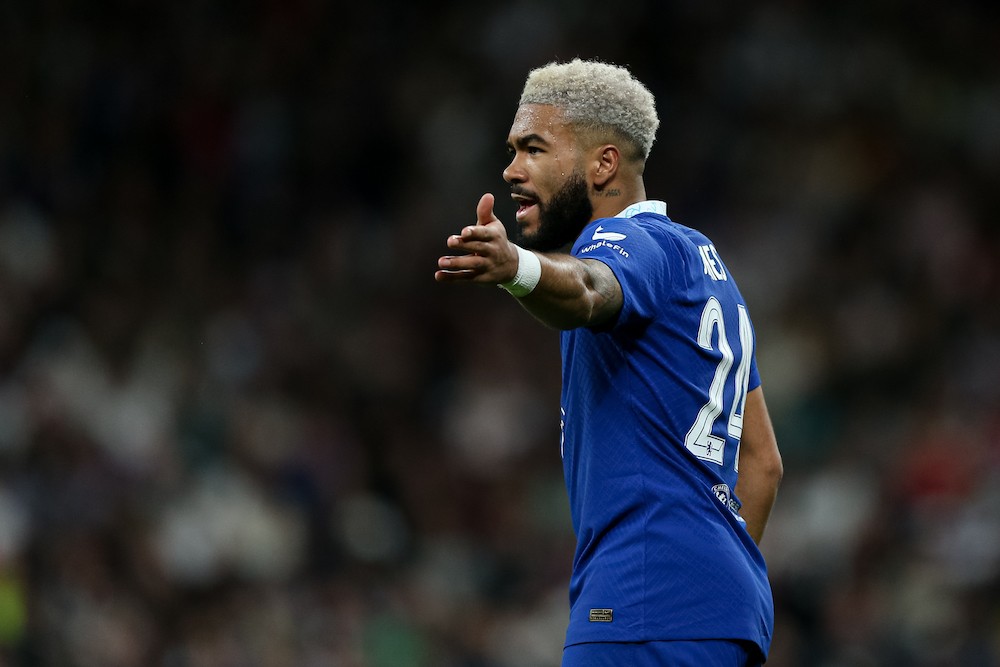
left=740, top=388, right=781, bottom=471
left=734, top=387, right=783, bottom=543
left=580, top=258, right=624, bottom=329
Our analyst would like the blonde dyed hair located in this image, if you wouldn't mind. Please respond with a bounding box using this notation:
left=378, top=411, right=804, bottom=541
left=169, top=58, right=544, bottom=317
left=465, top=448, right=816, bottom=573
left=519, top=58, right=660, bottom=162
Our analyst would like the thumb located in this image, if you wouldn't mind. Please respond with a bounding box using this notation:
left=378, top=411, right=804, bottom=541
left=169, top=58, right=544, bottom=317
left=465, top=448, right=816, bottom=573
left=476, top=193, right=499, bottom=226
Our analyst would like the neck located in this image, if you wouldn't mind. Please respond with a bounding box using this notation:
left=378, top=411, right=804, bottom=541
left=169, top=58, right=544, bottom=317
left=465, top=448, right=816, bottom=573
left=590, top=180, right=647, bottom=221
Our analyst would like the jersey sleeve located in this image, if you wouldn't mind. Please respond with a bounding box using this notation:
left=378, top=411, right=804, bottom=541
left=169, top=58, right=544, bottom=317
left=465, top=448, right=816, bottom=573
left=572, top=217, right=671, bottom=330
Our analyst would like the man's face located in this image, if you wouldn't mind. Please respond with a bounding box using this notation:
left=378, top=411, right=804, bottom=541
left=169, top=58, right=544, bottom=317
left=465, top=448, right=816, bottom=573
left=504, top=104, right=594, bottom=251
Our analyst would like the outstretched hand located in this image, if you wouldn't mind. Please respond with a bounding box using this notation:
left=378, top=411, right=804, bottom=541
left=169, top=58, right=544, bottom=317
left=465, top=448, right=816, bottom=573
left=435, top=193, right=519, bottom=285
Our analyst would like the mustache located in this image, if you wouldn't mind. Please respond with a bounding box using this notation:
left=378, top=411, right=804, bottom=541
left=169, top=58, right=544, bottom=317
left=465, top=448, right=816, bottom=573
left=510, top=185, right=538, bottom=200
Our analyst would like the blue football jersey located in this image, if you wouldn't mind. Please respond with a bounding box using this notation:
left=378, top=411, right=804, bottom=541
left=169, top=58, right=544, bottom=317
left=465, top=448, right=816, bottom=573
left=559, top=201, right=773, bottom=656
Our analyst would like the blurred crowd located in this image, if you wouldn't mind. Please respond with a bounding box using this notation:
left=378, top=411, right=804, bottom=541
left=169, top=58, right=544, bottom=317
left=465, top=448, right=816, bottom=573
left=1, top=1, right=999, bottom=665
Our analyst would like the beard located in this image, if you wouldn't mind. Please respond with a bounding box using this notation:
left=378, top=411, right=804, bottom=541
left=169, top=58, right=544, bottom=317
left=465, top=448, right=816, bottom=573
left=513, top=171, right=593, bottom=252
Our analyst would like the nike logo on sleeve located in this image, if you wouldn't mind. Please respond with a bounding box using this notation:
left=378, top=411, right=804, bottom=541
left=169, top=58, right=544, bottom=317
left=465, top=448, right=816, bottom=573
left=592, top=226, right=627, bottom=242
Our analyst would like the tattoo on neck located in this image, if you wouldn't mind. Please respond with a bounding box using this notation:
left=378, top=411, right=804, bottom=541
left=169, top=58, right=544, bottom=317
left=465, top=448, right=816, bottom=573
left=603, top=188, right=621, bottom=197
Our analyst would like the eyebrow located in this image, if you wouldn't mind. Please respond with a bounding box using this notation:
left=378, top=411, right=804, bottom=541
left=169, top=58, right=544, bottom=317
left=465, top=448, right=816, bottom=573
left=507, top=133, right=550, bottom=150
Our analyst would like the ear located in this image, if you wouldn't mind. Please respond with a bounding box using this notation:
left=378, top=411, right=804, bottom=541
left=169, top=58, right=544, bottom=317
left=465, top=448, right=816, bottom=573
left=591, top=144, right=620, bottom=189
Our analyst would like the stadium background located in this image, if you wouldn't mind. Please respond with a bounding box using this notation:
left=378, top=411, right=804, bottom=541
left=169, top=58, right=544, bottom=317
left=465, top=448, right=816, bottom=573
left=1, top=1, right=999, bottom=665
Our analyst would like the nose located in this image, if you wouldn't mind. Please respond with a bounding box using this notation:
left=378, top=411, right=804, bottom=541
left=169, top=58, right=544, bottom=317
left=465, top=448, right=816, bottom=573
left=503, top=155, right=524, bottom=184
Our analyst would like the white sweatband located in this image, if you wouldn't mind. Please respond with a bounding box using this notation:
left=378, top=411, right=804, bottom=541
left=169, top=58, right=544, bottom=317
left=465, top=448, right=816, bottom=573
left=498, top=244, right=541, bottom=297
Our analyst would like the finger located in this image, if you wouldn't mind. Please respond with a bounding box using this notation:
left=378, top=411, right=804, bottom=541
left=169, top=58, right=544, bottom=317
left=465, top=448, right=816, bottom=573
left=438, top=254, right=487, bottom=272
left=434, top=268, right=477, bottom=282
left=446, top=234, right=489, bottom=258
left=452, top=226, right=495, bottom=247
left=476, top=193, right=498, bottom=226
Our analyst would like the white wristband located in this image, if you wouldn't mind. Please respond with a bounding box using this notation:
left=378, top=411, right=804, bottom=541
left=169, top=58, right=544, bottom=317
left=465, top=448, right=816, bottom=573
left=498, top=244, right=541, bottom=297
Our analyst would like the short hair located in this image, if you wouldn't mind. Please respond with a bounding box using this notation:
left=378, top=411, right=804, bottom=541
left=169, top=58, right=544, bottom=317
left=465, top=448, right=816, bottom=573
left=519, top=58, right=660, bottom=162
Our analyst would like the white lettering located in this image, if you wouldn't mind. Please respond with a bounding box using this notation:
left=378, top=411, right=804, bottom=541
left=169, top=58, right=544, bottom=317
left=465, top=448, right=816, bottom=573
left=699, top=244, right=727, bottom=281
left=579, top=240, right=629, bottom=258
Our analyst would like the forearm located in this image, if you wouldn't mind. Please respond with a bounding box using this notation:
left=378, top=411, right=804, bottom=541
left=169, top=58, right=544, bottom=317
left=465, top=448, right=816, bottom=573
left=513, top=254, right=621, bottom=330
left=434, top=194, right=622, bottom=330
left=735, top=456, right=782, bottom=544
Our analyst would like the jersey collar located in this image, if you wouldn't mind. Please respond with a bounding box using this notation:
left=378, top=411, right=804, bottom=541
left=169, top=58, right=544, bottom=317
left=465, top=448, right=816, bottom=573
left=615, top=200, right=667, bottom=218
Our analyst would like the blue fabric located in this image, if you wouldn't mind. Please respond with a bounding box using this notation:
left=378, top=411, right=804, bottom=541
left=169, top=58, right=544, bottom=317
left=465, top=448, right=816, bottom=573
left=559, top=208, right=773, bottom=657
left=562, top=639, right=763, bottom=667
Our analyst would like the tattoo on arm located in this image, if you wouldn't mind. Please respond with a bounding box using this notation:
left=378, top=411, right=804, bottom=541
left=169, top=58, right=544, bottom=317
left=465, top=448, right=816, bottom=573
left=583, top=260, right=623, bottom=326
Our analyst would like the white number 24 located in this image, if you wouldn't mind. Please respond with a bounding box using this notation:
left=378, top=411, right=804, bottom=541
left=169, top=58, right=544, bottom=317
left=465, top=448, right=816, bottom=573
left=684, top=297, right=754, bottom=468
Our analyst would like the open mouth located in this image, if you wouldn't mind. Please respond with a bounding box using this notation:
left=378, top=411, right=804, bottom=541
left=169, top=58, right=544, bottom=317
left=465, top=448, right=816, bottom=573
left=512, top=193, right=539, bottom=221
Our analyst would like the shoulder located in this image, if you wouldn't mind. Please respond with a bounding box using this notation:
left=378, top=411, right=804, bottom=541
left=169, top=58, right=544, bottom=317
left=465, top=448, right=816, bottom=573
left=573, top=214, right=672, bottom=257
